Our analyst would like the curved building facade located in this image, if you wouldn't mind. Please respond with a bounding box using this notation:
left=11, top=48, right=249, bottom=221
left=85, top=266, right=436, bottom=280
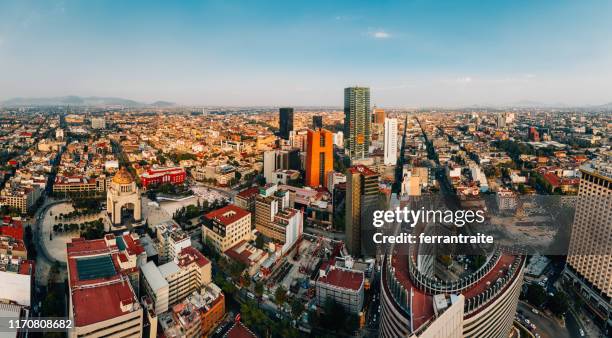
left=380, top=251, right=525, bottom=338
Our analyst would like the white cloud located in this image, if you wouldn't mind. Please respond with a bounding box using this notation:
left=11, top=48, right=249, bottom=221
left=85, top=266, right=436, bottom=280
left=370, top=30, right=391, bottom=39
left=456, top=76, right=472, bottom=83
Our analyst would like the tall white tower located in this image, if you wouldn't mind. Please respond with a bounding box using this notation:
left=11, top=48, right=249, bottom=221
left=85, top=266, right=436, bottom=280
left=384, top=118, right=398, bottom=165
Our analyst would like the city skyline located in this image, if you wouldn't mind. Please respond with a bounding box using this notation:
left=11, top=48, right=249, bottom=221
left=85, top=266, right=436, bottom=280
left=2, top=0, right=612, bottom=107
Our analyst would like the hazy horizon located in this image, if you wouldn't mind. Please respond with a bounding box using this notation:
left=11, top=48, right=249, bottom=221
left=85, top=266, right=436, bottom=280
left=1, top=0, right=612, bottom=107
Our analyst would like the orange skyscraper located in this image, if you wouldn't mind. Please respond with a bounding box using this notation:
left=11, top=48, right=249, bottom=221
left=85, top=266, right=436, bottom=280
left=305, top=128, right=334, bottom=188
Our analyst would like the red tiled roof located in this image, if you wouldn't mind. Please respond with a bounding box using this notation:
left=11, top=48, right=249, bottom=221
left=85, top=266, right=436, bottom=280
left=0, top=219, right=23, bottom=240
left=543, top=172, right=560, bottom=188
left=205, top=204, right=250, bottom=227
left=318, top=267, right=363, bottom=291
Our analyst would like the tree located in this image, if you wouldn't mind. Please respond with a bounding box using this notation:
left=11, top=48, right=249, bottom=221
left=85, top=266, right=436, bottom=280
left=547, top=292, right=569, bottom=316
left=525, top=284, right=547, bottom=306
left=290, top=298, right=305, bottom=319
left=255, top=235, right=264, bottom=249
left=241, top=271, right=252, bottom=288
left=254, top=282, right=264, bottom=298
left=275, top=286, right=287, bottom=305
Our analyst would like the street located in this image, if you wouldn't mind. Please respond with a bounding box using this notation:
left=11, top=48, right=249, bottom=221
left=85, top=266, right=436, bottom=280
left=518, top=301, right=571, bottom=338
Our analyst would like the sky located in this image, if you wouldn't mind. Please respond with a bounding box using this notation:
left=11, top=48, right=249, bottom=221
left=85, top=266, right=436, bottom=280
left=1, top=0, right=611, bottom=107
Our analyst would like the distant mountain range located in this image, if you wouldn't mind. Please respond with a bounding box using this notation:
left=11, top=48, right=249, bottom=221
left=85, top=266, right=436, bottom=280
left=1, top=95, right=611, bottom=110
left=0, top=96, right=175, bottom=107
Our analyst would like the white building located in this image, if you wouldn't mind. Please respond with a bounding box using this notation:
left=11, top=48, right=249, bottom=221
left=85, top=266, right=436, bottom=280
left=155, top=221, right=192, bottom=264
left=333, top=131, right=344, bottom=148
left=142, top=247, right=211, bottom=315
left=384, top=118, right=398, bottom=165
left=91, top=117, right=106, bottom=129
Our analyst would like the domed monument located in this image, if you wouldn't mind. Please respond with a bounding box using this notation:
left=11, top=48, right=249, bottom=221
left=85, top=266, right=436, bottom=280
left=107, top=167, right=142, bottom=225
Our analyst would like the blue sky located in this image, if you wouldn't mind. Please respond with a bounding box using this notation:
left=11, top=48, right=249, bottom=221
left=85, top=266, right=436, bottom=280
left=1, top=0, right=611, bottom=107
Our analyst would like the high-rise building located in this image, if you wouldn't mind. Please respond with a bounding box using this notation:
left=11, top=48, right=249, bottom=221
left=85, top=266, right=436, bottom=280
left=384, top=118, right=398, bottom=165
left=345, top=165, right=379, bottom=256
left=313, top=115, right=323, bottom=129
left=91, top=117, right=106, bottom=129
left=305, top=128, right=334, bottom=188
left=279, top=107, right=294, bottom=140
left=496, top=114, right=506, bottom=128
left=380, top=251, right=525, bottom=338
left=528, top=126, right=540, bottom=142
left=373, top=108, right=385, bottom=124
left=563, top=154, right=612, bottom=332
left=344, top=87, right=371, bottom=161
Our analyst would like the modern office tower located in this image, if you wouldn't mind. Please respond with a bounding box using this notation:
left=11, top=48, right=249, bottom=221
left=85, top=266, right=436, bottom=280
left=384, top=118, right=398, bottom=165
left=344, top=87, right=371, bottom=160
left=345, top=165, right=379, bottom=256
left=313, top=115, right=323, bottom=129
left=564, top=154, right=612, bottom=332
left=279, top=107, right=294, bottom=140
left=373, top=108, right=385, bottom=124
left=305, top=128, right=334, bottom=188
left=528, top=126, right=540, bottom=141
left=380, top=251, right=525, bottom=338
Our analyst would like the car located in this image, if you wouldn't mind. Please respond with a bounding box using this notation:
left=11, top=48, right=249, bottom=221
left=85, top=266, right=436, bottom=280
left=579, top=329, right=585, bottom=336
left=525, top=319, right=530, bottom=325
left=532, top=308, right=539, bottom=314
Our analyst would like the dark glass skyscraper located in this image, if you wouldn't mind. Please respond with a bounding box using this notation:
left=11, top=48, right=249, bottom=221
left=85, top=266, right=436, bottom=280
left=312, top=115, right=323, bottom=129
left=279, top=107, right=294, bottom=140
left=344, top=87, right=371, bottom=160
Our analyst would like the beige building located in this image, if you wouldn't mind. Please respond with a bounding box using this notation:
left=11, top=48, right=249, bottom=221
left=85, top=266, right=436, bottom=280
left=107, top=167, right=142, bottom=225
left=564, top=154, right=612, bottom=332
left=202, top=204, right=251, bottom=252
left=0, top=178, right=41, bottom=214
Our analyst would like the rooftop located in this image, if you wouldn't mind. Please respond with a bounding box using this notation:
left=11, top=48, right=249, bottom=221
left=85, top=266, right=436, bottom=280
left=348, top=164, right=377, bottom=177
left=224, top=321, right=257, bottom=338
left=205, top=204, right=250, bottom=227
left=318, top=266, right=364, bottom=291
left=236, top=187, right=260, bottom=199
left=71, top=279, right=139, bottom=327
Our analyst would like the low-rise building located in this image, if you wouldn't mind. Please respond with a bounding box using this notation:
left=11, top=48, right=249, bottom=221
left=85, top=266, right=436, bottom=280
left=224, top=240, right=269, bottom=277
left=159, top=283, right=225, bottom=338
left=142, top=246, right=211, bottom=315
left=140, top=166, right=186, bottom=189
left=203, top=204, right=251, bottom=252
left=316, top=264, right=365, bottom=314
